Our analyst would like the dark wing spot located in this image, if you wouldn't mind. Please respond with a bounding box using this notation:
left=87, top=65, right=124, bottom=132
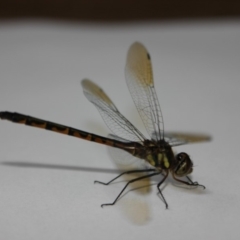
left=147, top=52, right=151, bottom=60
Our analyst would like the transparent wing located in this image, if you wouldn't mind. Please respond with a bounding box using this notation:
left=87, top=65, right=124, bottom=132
left=160, top=131, right=211, bottom=147
left=81, top=79, right=146, bottom=142
left=107, top=134, right=150, bottom=170
left=125, top=42, right=164, bottom=141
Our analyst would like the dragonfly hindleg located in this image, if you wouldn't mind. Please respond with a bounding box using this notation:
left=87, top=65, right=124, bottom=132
left=100, top=171, right=162, bottom=207
left=94, top=169, right=156, bottom=185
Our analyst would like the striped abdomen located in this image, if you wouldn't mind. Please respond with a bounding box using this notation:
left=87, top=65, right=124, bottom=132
left=0, top=111, right=136, bottom=151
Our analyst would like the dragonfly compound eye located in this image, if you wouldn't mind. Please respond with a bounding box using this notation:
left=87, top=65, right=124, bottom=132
left=174, top=152, right=193, bottom=177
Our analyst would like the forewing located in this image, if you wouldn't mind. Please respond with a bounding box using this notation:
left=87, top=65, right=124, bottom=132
left=81, top=79, right=146, bottom=142
left=162, top=131, right=211, bottom=147
left=125, top=42, right=164, bottom=141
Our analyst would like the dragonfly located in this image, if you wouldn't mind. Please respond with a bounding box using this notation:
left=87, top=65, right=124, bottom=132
left=0, top=42, right=210, bottom=208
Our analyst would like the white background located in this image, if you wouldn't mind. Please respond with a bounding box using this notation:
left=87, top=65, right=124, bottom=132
left=0, top=19, right=240, bottom=239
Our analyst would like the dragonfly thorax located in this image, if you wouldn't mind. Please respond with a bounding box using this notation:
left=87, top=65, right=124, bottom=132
left=137, top=139, right=175, bottom=170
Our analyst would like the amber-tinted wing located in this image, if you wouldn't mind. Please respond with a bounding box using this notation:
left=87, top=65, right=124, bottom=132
left=81, top=79, right=146, bottom=142
left=161, top=131, right=211, bottom=146
left=125, top=42, right=164, bottom=141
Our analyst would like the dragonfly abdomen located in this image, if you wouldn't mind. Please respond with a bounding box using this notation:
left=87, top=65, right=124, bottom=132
left=0, top=111, right=123, bottom=147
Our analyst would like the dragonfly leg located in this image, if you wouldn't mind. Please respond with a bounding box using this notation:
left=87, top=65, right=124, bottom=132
left=173, top=175, right=205, bottom=189
left=157, top=171, right=169, bottom=209
left=100, top=171, right=161, bottom=207
left=94, top=169, right=156, bottom=185
left=185, top=176, right=205, bottom=189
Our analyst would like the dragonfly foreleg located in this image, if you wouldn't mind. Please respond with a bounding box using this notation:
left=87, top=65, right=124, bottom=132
left=185, top=176, right=205, bottom=189
left=173, top=175, right=205, bottom=189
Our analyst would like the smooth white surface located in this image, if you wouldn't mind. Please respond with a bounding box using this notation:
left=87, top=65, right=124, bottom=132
left=0, top=19, right=240, bottom=239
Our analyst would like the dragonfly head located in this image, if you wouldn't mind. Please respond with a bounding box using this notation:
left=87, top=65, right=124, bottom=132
left=173, top=152, right=193, bottom=177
